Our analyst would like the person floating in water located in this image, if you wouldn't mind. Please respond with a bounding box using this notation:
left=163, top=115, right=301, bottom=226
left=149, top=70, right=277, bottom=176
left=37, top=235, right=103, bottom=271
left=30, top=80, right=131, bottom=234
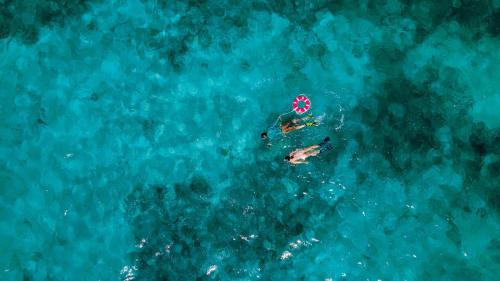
left=261, top=114, right=323, bottom=141
left=284, top=137, right=333, bottom=164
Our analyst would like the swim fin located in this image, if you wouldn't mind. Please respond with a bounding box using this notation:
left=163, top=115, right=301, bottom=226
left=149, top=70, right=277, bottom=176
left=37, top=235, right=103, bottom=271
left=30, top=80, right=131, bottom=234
left=320, top=144, right=333, bottom=153
left=305, top=121, right=319, bottom=127
left=318, top=137, right=332, bottom=154
left=319, top=136, right=330, bottom=146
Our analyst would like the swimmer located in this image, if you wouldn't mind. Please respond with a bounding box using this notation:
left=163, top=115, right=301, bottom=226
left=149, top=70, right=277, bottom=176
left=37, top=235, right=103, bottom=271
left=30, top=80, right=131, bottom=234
left=261, top=114, right=323, bottom=141
left=284, top=137, right=333, bottom=164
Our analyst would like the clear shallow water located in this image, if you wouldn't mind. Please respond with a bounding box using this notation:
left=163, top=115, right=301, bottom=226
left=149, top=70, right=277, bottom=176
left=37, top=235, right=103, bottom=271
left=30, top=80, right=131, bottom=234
left=1, top=0, right=500, bottom=280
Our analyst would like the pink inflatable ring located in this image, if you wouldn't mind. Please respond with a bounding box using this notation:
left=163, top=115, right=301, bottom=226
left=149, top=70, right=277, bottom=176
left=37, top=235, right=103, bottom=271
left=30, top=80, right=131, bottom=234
left=292, top=95, right=311, bottom=114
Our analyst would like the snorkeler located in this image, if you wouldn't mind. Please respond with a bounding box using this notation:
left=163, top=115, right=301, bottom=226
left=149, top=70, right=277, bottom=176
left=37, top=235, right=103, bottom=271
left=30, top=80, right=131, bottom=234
left=261, top=114, right=322, bottom=141
left=284, top=137, right=333, bottom=164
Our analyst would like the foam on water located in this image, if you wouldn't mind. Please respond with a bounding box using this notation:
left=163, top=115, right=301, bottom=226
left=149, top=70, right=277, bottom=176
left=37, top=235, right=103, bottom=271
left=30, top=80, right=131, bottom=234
left=1, top=0, right=500, bottom=280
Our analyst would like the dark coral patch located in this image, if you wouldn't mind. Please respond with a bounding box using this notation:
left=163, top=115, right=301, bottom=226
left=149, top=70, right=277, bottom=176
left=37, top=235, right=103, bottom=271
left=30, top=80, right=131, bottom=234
left=1, top=0, right=93, bottom=44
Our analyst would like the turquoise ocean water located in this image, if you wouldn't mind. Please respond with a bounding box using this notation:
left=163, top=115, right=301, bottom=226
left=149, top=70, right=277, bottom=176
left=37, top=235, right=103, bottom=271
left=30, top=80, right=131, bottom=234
left=1, top=0, right=500, bottom=280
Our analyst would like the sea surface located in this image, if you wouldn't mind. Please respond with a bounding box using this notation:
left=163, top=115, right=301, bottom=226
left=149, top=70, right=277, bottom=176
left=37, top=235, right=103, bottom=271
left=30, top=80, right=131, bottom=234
left=1, top=0, right=500, bottom=280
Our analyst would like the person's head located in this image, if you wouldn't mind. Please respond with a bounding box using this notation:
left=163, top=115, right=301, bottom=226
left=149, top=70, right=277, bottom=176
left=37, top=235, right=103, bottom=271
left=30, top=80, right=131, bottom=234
left=284, top=155, right=292, bottom=162
left=261, top=132, right=268, bottom=139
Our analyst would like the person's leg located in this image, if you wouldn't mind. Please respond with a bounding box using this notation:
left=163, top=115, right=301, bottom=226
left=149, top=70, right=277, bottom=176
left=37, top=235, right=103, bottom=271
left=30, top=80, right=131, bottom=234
left=301, top=114, right=314, bottom=121
left=302, top=114, right=323, bottom=126
left=290, top=114, right=314, bottom=124
left=308, top=150, right=321, bottom=157
left=283, top=124, right=306, bottom=134
left=304, top=145, right=320, bottom=152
